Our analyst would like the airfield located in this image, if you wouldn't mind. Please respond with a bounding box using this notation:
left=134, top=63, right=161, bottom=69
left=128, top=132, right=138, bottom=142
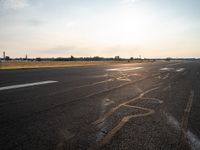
left=0, top=60, right=200, bottom=150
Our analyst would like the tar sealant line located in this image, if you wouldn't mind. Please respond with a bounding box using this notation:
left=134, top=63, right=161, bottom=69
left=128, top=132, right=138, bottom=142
left=0, top=81, right=58, bottom=91
left=96, top=88, right=163, bottom=146
left=165, top=91, right=200, bottom=150
left=166, top=113, right=200, bottom=150
left=163, top=73, right=170, bottom=79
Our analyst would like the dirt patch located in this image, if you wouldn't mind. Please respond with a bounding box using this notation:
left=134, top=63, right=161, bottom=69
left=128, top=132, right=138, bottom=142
left=0, top=61, right=132, bottom=70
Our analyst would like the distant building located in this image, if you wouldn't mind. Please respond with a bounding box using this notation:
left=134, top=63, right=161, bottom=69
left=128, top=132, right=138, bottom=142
left=5, top=56, right=10, bottom=61
left=3, top=51, right=5, bottom=60
left=115, top=56, right=120, bottom=60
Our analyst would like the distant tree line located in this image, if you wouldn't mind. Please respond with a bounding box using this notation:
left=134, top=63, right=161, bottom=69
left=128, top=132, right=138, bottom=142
left=32, top=56, right=131, bottom=61
left=1, top=55, right=197, bottom=62
left=1, top=55, right=156, bottom=62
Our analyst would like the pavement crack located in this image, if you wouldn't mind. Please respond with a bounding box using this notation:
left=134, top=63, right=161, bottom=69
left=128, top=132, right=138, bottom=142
left=178, top=90, right=194, bottom=149
left=90, top=86, right=164, bottom=149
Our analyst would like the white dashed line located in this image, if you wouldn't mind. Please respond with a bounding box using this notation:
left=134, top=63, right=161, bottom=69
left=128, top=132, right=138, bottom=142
left=0, top=81, right=58, bottom=91
left=106, top=67, right=143, bottom=71
left=160, top=67, right=174, bottom=71
left=176, top=68, right=185, bottom=72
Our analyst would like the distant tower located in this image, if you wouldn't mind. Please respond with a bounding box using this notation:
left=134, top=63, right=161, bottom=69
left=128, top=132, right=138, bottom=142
left=25, top=54, right=28, bottom=60
left=3, top=51, right=5, bottom=60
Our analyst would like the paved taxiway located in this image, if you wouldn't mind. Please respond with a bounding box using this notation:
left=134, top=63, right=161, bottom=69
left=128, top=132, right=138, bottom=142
left=0, top=60, right=200, bottom=150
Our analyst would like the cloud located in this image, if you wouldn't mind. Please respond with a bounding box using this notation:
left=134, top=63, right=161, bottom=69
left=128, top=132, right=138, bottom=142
left=0, top=0, right=29, bottom=9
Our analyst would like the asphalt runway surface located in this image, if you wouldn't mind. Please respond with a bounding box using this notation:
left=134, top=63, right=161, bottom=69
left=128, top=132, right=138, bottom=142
left=1, top=60, right=200, bottom=150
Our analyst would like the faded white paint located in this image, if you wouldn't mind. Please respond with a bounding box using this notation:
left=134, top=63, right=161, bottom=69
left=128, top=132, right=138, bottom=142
left=0, top=81, right=58, bottom=91
left=163, top=73, right=170, bottom=79
left=165, top=113, right=200, bottom=150
left=176, top=68, right=185, bottom=72
left=106, top=67, right=143, bottom=71
left=160, top=67, right=174, bottom=71
left=187, top=131, right=200, bottom=150
left=104, top=98, right=115, bottom=106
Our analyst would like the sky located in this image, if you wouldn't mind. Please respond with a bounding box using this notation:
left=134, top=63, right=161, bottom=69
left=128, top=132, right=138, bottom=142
left=0, top=0, right=200, bottom=58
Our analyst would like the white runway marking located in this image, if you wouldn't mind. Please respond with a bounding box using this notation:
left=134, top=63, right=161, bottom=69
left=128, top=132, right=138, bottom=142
left=187, top=131, right=200, bottom=150
left=106, top=67, right=143, bottom=71
left=165, top=91, right=197, bottom=150
left=165, top=113, right=180, bottom=130
left=116, top=77, right=131, bottom=81
left=165, top=113, right=200, bottom=150
left=176, top=68, right=185, bottom=72
left=103, top=98, right=114, bottom=106
left=160, top=67, right=174, bottom=71
left=0, top=81, right=58, bottom=91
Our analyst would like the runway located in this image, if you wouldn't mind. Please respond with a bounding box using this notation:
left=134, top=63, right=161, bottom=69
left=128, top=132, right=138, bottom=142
left=0, top=60, right=200, bottom=150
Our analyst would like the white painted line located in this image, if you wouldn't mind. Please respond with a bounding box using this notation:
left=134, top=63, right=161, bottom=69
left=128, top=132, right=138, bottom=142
left=106, top=67, right=143, bottom=71
left=104, top=98, right=114, bottom=106
left=106, top=68, right=119, bottom=71
left=165, top=91, right=197, bottom=150
left=160, top=67, right=174, bottom=71
left=165, top=113, right=200, bottom=150
left=121, top=67, right=144, bottom=71
left=176, top=68, right=185, bottom=72
left=187, top=131, right=200, bottom=150
left=0, top=81, right=58, bottom=91
left=116, top=77, right=131, bottom=81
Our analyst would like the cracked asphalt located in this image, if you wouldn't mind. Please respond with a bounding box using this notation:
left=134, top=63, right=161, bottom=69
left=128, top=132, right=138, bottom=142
left=0, top=60, right=200, bottom=150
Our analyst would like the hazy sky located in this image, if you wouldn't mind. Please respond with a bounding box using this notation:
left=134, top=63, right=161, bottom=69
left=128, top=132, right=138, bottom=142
left=0, top=0, right=200, bottom=58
